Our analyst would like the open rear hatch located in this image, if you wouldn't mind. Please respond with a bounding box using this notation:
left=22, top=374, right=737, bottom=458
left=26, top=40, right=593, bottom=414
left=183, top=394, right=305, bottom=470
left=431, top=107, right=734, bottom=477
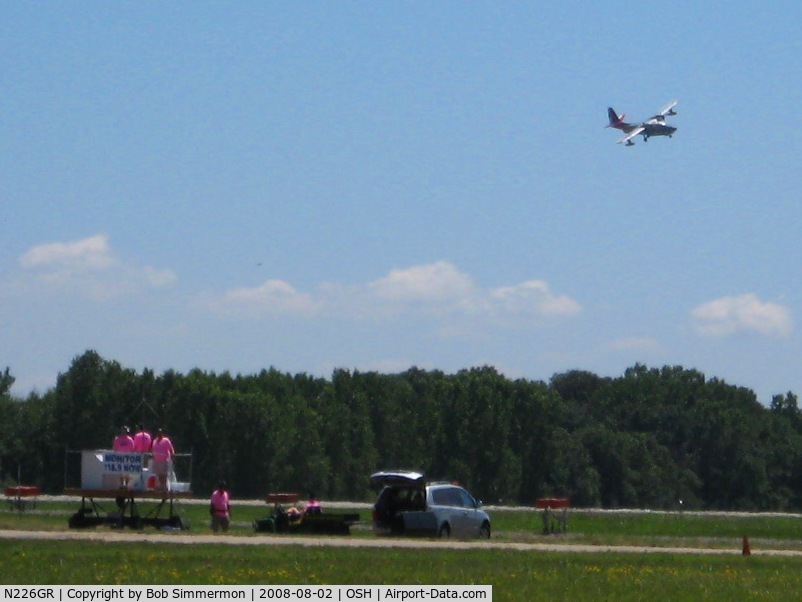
left=371, top=470, right=430, bottom=535
left=370, top=470, right=425, bottom=488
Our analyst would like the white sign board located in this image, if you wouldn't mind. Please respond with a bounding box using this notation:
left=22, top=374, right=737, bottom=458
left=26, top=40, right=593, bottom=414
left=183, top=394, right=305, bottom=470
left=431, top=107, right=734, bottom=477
left=102, top=452, right=144, bottom=475
left=81, top=450, right=148, bottom=490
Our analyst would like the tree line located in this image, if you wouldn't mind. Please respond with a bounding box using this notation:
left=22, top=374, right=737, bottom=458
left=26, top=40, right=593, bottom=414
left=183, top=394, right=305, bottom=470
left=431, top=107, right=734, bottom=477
left=2, top=350, right=801, bottom=510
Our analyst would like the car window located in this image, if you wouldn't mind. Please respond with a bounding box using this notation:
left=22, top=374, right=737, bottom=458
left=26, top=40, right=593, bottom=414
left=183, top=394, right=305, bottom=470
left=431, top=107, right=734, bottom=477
left=430, top=488, right=449, bottom=506
left=449, top=488, right=467, bottom=507
left=458, top=489, right=475, bottom=508
left=431, top=487, right=464, bottom=507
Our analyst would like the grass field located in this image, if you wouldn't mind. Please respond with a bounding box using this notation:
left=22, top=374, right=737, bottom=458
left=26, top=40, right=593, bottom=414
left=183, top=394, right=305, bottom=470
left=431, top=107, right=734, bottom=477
left=4, top=497, right=802, bottom=600
left=4, top=539, right=802, bottom=601
left=5, top=498, right=802, bottom=550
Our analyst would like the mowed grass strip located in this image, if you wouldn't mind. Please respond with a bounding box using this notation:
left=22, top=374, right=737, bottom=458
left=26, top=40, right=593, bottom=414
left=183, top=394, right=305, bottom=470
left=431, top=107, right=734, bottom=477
left=3, top=540, right=802, bottom=601
left=475, top=508, right=802, bottom=549
left=5, top=499, right=802, bottom=549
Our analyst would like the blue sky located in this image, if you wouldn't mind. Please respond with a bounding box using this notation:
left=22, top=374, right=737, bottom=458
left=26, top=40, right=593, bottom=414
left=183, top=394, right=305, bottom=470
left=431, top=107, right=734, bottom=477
left=3, top=2, right=802, bottom=403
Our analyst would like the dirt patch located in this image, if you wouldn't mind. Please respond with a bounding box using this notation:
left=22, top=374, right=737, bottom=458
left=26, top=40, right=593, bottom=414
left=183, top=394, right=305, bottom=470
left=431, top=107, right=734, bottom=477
left=3, top=528, right=801, bottom=556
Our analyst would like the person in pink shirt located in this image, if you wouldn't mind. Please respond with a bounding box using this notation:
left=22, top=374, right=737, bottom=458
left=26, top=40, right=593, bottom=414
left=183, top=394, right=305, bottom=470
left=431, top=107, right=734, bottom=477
left=112, top=426, right=135, bottom=487
left=305, top=491, right=321, bottom=516
left=133, top=424, right=152, bottom=453
left=209, top=481, right=231, bottom=533
left=113, top=426, right=135, bottom=452
left=151, top=428, right=176, bottom=491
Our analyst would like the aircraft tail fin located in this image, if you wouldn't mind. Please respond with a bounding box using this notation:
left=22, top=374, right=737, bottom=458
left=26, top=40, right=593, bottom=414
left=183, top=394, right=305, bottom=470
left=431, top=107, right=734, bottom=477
left=606, top=107, right=628, bottom=129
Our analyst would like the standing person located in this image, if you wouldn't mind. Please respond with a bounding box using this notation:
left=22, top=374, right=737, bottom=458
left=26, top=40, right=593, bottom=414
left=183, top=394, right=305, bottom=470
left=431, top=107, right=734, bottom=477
left=305, top=491, right=321, bottom=516
left=133, top=424, right=152, bottom=453
left=151, top=428, right=175, bottom=491
left=210, top=481, right=231, bottom=533
left=113, top=426, right=135, bottom=452
left=132, top=424, right=152, bottom=491
left=112, top=426, right=135, bottom=488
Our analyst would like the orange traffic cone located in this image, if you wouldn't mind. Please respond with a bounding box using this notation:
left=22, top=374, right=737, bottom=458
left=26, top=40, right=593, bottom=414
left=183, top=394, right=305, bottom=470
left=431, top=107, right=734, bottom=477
left=742, top=535, right=751, bottom=556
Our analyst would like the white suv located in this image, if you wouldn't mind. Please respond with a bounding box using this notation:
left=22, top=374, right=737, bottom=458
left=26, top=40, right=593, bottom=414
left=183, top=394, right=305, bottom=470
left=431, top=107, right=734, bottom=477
left=371, top=470, right=491, bottom=539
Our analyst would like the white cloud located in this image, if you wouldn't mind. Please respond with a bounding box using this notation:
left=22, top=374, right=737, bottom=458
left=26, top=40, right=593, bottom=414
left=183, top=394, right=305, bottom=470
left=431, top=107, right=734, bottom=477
left=490, top=280, right=582, bottom=317
left=143, top=266, right=178, bottom=288
left=207, top=261, right=581, bottom=327
left=692, top=294, right=792, bottom=338
left=369, top=261, right=476, bottom=304
left=213, top=279, right=321, bottom=316
left=20, top=234, right=116, bottom=273
left=18, top=234, right=175, bottom=299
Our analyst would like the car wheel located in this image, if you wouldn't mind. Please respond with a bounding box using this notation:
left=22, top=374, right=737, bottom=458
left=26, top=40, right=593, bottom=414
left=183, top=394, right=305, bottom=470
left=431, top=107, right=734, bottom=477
left=438, top=524, right=451, bottom=538
left=479, top=521, right=491, bottom=539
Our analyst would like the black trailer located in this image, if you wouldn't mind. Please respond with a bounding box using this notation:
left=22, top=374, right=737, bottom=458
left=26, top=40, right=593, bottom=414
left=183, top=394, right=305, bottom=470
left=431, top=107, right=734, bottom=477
left=254, top=493, right=360, bottom=535
left=65, top=488, right=191, bottom=530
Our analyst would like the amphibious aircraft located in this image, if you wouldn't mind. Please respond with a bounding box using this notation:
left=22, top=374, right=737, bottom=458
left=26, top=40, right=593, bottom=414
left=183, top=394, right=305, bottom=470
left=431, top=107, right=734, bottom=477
left=606, top=100, right=678, bottom=146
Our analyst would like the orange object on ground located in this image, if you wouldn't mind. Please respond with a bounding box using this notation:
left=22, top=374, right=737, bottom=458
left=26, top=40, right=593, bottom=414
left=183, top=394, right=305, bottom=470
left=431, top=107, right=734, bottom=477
left=5, top=486, right=40, bottom=497
left=535, top=497, right=570, bottom=509
left=266, top=493, right=301, bottom=504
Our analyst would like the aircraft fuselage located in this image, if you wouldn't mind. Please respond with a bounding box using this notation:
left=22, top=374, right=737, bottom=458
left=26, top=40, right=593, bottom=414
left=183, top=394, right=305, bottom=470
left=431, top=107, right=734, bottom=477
left=642, top=123, right=676, bottom=138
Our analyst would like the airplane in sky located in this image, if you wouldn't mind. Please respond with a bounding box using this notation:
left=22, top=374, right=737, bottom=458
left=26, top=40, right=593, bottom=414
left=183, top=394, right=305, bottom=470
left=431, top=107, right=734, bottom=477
left=606, top=100, right=678, bottom=146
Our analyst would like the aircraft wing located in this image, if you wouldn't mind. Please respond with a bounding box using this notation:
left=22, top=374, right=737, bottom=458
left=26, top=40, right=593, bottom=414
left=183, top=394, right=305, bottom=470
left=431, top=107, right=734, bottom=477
left=657, top=100, right=678, bottom=117
left=617, top=126, right=644, bottom=144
